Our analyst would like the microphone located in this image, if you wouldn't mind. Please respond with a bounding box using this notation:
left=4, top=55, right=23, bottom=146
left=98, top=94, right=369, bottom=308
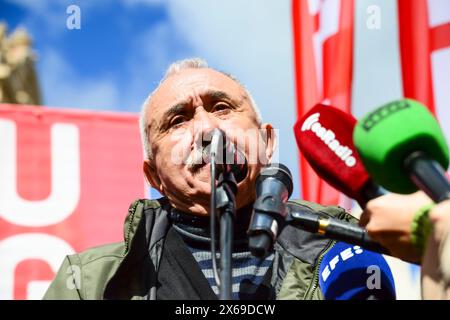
left=353, top=99, right=450, bottom=203
left=208, top=129, right=249, bottom=299
left=318, top=242, right=396, bottom=300
left=287, top=209, right=389, bottom=254
left=209, top=129, right=248, bottom=183
left=294, top=103, right=385, bottom=207
left=248, top=163, right=293, bottom=258
left=292, top=104, right=389, bottom=254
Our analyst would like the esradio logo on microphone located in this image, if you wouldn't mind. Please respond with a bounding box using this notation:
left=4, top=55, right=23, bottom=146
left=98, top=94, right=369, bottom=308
left=301, top=113, right=356, bottom=167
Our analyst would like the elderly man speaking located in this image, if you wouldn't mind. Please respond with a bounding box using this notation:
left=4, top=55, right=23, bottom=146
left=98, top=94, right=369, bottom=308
left=43, top=58, right=392, bottom=300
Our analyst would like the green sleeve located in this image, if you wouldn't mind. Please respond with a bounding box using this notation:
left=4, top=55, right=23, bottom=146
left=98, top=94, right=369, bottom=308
left=43, top=255, right=83, bottom=300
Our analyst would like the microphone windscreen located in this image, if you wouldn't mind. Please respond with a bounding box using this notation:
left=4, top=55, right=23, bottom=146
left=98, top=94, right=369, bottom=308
left=294, top=104, right=372, bottom=204
left=319, top=242, right=396, bottom=300
left=354, top=99, right=449, bottom=193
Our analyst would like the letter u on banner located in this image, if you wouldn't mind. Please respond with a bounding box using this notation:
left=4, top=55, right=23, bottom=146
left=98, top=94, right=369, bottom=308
left=0, top=120, right=80, bottom=227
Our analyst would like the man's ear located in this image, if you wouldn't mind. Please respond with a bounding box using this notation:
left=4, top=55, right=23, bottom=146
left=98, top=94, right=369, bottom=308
left=260, top=123, right=277, bottom=163
left=143, top=159, right=165, bottom=195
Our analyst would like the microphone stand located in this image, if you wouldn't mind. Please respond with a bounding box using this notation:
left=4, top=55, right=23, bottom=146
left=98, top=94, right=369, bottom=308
left=214, top=170, right=237, bottom=300
left=209, top=129, right=242, bottom=300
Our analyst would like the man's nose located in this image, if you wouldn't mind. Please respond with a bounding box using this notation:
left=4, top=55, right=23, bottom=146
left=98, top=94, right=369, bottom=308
left=193, top=109, right=221, bottom=147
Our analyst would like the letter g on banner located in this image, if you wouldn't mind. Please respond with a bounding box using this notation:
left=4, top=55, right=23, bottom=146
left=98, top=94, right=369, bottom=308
left=0, top=233, right=75, bottom=300
left=0, top=120, right=80, bottom=227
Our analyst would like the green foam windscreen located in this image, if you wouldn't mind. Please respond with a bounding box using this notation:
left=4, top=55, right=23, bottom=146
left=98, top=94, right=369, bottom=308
left=353, top=99, right=449, bottom=194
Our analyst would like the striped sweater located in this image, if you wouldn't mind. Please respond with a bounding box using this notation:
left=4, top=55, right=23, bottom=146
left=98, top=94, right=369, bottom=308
left=170, top=207, right=274, bottom=300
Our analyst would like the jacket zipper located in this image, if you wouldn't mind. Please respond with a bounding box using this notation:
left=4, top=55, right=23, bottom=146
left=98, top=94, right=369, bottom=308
left=305, top=209, right=349, bottom=299
left=305, top=240, right=336, bottom=299
left=124, top=201, right=140, bottom=253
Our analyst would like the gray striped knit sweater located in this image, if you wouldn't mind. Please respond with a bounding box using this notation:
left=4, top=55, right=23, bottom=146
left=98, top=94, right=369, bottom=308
left=170, top=208, right=274, bottom=300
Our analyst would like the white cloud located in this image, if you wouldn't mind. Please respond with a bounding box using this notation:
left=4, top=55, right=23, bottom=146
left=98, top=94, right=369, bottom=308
left=38, top=49, right=120, bottom=110
left=166, top=0, right=301, bottom=196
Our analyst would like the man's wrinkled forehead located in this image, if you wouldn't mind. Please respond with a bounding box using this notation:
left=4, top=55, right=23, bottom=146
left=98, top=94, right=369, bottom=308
left=148, top=68, right=245, bottom=119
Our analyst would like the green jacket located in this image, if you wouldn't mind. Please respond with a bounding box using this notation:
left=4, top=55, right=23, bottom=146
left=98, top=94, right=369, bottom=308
left=43, top=197, right=356, bottom=300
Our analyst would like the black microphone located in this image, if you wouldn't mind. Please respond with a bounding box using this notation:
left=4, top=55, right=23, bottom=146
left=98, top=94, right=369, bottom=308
left=286, top=210, right=389, bottom=254
left=209, top=129, right=248, bottom=183
left=208, top=129, right=249, bottom=299
left=247, top=162, right=389, bottom=257
left=248, top=163, right=293, bottom=258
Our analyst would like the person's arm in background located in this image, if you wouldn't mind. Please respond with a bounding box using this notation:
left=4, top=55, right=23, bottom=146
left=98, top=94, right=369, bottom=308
left=421, top=200, right=450, bottom=299
left=359, top=191, right=433, bottom=264
left=359, top=192, right=450, bottom=299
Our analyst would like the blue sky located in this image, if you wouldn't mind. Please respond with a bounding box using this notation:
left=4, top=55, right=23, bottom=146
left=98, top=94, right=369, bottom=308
left=0, top=0, right=300, bottom=197
left=1, top=0, right=194, bottom=111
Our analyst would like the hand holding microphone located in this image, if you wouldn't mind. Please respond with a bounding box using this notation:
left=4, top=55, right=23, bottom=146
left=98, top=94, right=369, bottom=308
left=353, top=99, right=450, bottom=296
left=360, top=191, right=433, bottom=264
left=353, top=99, right=450, bottom=262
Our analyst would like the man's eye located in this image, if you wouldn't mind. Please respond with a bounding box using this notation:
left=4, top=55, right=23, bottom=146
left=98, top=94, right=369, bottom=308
left=170, top=115, right=186, bottom=127
left=213, top=103, right=231, bottom=113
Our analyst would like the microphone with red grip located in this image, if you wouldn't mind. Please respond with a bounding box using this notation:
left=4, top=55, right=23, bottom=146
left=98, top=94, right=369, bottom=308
left=293, top=104, right=389, bottom=255
left=294, top=104, right=385, bottom=207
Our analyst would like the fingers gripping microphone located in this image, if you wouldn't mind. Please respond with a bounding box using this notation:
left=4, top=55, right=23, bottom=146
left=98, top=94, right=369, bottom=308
left=353, top=99, right=450, bottom=203
left=248, top=164, right=293, bottom=258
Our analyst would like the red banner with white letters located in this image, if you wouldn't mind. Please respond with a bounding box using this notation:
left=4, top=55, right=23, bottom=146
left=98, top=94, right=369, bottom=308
left=0, top=104, right=146, bottom=299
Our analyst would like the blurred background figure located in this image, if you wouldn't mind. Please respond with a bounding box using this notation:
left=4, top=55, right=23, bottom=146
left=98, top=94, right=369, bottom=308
left=0, top=22, right=41, bottom=105
left=423, top=200, right=450, bottom=299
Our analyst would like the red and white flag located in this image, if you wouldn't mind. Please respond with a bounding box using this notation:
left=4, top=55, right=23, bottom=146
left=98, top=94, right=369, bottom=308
left=292, top=0, right=355, bottom=206
left=398, top=0, right=450, bottom=140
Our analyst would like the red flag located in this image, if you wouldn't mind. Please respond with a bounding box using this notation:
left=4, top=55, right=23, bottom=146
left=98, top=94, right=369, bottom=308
left=398, top=0, right=450, bottom=115
left=292, top=0, right=354, bottom=205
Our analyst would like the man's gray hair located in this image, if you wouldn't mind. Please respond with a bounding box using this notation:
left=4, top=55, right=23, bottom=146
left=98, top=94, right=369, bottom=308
left=139, top=58, right=263, bottom=160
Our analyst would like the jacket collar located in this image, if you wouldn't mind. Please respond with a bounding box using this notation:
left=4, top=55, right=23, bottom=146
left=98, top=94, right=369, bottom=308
left=103, top=197, right=171, bottom=299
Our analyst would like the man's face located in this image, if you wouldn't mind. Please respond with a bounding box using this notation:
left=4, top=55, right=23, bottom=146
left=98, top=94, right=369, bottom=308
left=143, top=68, right=275, bottom=216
